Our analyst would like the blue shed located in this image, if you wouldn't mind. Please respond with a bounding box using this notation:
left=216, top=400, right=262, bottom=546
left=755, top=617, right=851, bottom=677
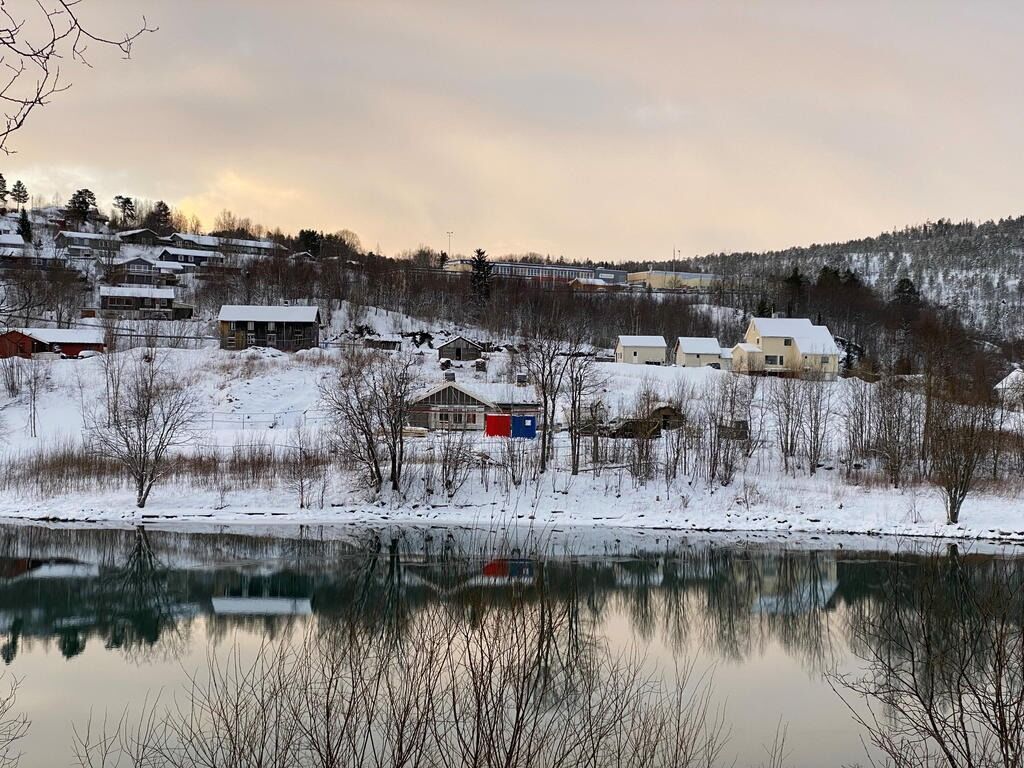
left=510, top=415, right=537, bottom=439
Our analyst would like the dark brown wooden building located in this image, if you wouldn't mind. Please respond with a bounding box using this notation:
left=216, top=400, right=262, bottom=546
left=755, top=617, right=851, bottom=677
left=217, top=305, right=322, bottom=351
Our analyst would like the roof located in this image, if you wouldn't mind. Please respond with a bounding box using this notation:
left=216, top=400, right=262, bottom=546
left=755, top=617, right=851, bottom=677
left=116, top=228, right=162, bottom=238
left=159, top=247, right=222, bottom=258
left=749, top=317, right=839, bottom=355
left=676, top=336, right=722, bottom=355
left=99, top=286, right=175, bottom=299
left=411, top=380, right=540, bottom=407
left=734, top=342, right=762, bottom=352
left=173, top=233, right=281, bottom=250
left=58, top=231, right=117, bottom=241
left=719, top=347, right=734, bottom=359
left=217, top=305, right=321, bottom=323
left=617, top=335, right=667, bottom=348
left=995, top=368, right=1024, bottom=391
left=570, top=277, right=609, bottom=286
left=437, top=335, right=482, bottom=349
left=631, top=270, right=720, bottom=279
left=0, top=233, right=24, bottom=247
left=114, top=254, right=184, bottom=270
left=15, top=327, right=104, bottom=345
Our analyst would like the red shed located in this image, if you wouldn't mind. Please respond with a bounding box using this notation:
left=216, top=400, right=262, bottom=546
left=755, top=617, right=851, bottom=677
left=484, top=413, right=512, bottom=437
left=0, top=328, right=106, bottom=359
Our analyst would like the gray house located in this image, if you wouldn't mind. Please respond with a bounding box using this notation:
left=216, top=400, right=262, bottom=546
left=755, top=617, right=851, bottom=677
left=437, top=335, right=483, bottom=362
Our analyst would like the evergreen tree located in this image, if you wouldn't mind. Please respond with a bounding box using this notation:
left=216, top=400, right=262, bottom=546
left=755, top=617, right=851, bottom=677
left=16, top=208, right=31, bottom=242
left=0, top=174, right=8, bottom=206
left=113, top=195, right=136, bottom=227
left=470, top=248, right=492, bottom=310
left=66, top=188, right=97, bottom=226
left=297, top=228, right=324, bottom=257
left=143, top=200, right=173, bottom=235
left=10, top=180, right=28, bottom=209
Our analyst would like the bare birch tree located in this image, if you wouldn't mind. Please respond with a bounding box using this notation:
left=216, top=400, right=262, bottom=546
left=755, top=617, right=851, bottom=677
left=88, top=350, right=199, bottom=508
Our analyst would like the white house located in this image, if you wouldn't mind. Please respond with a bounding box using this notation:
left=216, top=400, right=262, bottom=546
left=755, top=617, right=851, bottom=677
left=995, top=368, right=1024, bottom=408
left=735, top=317, right=840, bottom=378
left=615, top=335, right=667, bottom=365
left=674, top=337, right=728, bottom=368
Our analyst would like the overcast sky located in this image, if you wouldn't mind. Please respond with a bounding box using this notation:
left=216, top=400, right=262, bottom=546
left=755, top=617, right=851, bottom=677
left=7, top=1, right=1024, bottom=261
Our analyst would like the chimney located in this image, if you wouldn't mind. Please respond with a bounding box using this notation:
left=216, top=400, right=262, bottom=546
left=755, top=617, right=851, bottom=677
left=444, top=370, right=456, bottom=382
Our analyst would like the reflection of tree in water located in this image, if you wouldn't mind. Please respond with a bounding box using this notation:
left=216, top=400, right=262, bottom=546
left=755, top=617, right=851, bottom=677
left=105, top=526, right=190, bottom=662
left=834, top=546, right=1024, bottom=768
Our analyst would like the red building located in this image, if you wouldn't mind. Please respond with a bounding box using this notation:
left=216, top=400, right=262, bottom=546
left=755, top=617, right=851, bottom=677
left=0, top=328, right=106, bottom=359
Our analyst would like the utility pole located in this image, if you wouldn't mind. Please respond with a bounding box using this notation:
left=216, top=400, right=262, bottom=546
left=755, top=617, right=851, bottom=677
left=446, top=231, right=454, bottom=257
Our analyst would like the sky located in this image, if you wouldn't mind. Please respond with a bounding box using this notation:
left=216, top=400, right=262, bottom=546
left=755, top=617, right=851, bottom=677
left=5, top=1, right=1024, bottom=262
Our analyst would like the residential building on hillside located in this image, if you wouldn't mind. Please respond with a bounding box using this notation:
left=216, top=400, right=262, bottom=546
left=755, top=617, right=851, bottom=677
left=0, top=327, right=106, bottom=359
left=217, top=305, right=321, bottom=351
left=0, top=233, right=26, bottom=257
left=732, top=317, right=839, bottom=378
left=55, top=231, right=120, bottom=262
left=158, top=247, right=224, bottom=270
left=443, top=259, right=628, bottom=284
left=627, top=269, right=721, bottom=291
left=615, top=335, right=667, bottom=365
left=105, top=255, right=182, bottom=286
left=995, top=368, right=1024, bottom=408
left=117, top=228, right=171, bottom=247
left=408, top=380, right=540, bottom=431
left=674, top=337, right=729, bottom=368
left=437, top=335, right=483, bottom=362
left=93, top=286, right=192, bottom=320
left=170, top=233, right=284, bottom=258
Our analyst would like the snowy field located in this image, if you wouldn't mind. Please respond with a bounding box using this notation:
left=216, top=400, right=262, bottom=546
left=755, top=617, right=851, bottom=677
left=0, top=337, right=1022, bottom=544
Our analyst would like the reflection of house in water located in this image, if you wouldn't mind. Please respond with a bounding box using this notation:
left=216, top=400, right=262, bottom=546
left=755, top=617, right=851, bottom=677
left=406, top=559, right=537, bottom=597
left=212, top=597, right=312, bottom=616
left=613, top=560, right=664, bottom=587
left=0, top=558, right=99, bottom=582
left=732, top=555, right=839, bottom=614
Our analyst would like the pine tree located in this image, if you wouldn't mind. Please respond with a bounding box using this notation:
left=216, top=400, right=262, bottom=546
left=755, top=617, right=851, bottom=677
left=143, top=200, right=173, bottom=235
left=113, top=195, right=136, bottom=227
left=10, top=180, right=28, bottom=209
left=66, top=188, right=97, bottom=226
left=16, top=208, right=31, bottom=242
left=0, top=174, right=8, bottom=206
left=469, top=248, right=492, bottom=310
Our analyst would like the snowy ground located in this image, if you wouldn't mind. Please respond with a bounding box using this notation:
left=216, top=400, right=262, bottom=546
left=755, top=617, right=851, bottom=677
left=0, top=339, right=1022, bottom=545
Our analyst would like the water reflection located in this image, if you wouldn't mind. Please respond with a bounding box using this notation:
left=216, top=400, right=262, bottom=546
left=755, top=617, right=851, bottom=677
left=0, top=524, right=953, bottom=672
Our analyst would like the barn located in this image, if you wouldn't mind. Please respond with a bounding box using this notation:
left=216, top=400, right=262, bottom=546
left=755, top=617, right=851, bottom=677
left=436, top=335, right=483, bottom=362
left=0, top=327, right=106, bottom=359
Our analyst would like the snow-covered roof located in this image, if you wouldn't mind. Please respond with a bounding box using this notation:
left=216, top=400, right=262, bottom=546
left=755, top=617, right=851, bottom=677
left=114, top=254, right=184, bottom=270
left=411, top=380, right=540, bottom=407
left=676, top=337, right=722, bottom=355
left=211, top=597, right=312, bottom=616
left=218, top=305, right=321, bottom=323
left=995, top=368, right=1024, bottom=391
left=159, top=247, right=222, bottom=258
left=749, top=317, right=839, bottom=355
left=437, top=335, right=482, bottom=349
left=0, top=233, right=25, bottom=247
left=173, top=233, right=281, bottom=250
left=719, top=347, right=734, bottom=359
left=58, top=231, right=117, bottom=241
left=734, top=342, right=762, bottom=352
left=99, top=286, right=175, bottom=299
left=366, top=333, right=403, bottom=343
left=117, top=228, right=165, bottom=239
left=617, top=335, right=667, bottom=348
left=571, top=277, right=609, bottom=286
left=17, top=327, right=104, bottom=345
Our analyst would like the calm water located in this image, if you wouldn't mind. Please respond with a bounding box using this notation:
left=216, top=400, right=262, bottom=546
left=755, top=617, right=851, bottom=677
left=0, top=523, right=1020, bottom=767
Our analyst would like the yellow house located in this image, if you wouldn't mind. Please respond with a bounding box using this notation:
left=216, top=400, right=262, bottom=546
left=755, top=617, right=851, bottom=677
left=674, top=337, right=728, bottom=368
left=738, top=317, right=840, bottom=378
left=615, top=335, right=667, bottom=365
left=627, top=270, right=720, bottom=291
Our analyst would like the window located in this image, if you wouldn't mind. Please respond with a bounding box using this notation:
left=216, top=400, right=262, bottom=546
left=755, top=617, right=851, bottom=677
left=453, top=413, right=464, bottom=424
left=765, top=355, right=781, bottom=365
left=246, top=333, right=256, bottom=346
left=267, top=321, right=275, bottom=331
left=632, top=350, right=638, bottom=358
left=247, top=321, right=254, bottom=331
left=821, top=355, right=830, bottom=365
left=267, top=333, right=276, bottom=346
left=230, top=321, right=237, bottom=331
left=784, top=338, right=792, bottom=346
left=439, top=412, right=450, bottom=423
left=466, top=413, right=476, bottom=424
